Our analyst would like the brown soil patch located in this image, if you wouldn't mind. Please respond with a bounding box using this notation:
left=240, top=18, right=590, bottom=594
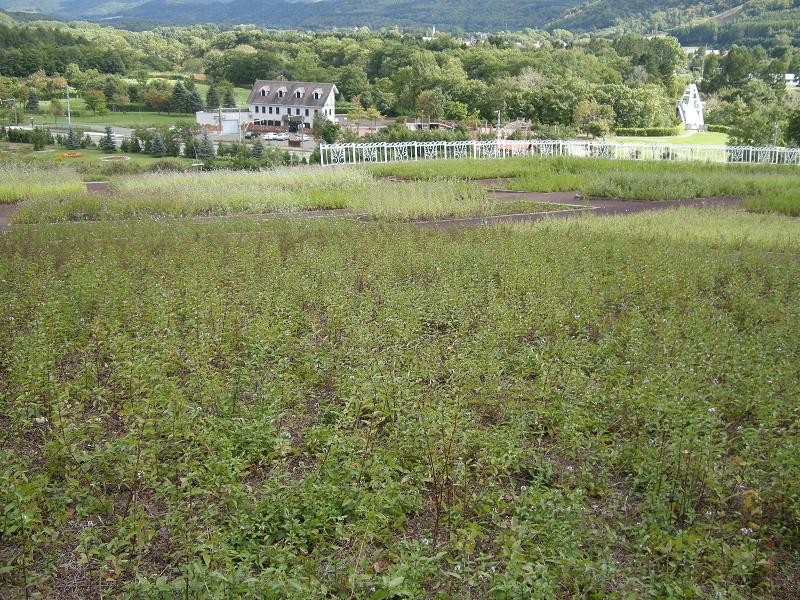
left=0, top=203, right=19, bottom=229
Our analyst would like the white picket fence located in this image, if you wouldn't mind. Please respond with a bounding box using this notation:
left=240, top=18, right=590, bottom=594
left=319, top=139, right=800, bottom=167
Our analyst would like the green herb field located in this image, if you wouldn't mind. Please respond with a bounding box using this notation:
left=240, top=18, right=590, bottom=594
left=12, top=167, right=570, bottom=224
left=1, top=209, right=798, bottom=597
left=370, top=157, right=800, bottom=215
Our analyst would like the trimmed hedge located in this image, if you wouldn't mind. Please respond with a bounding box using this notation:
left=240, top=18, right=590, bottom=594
left=614, top=126, right=684, bottom=137
left=707, top=124, right=732, bottom=134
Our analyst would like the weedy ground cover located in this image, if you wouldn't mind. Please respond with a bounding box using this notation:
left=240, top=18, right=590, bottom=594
left=0, top=162, right=86, bottom=204
left=370, top=157, right=800, bottom=214
left=1, top=209, right=798, bottom=598
left=11, top=167, right=568, bottom=223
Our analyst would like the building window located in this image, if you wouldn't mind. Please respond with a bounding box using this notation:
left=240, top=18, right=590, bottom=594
left=260, top=89, right=266, bottom=97
left=305, top=109, right=309, bottom=116
left=313, top=92, right=320, bottom=100
left=296, top=108, right=300, bottom=116
left=278, top=90, right=285, bottom=98
left=296, top=91, right=301, bottom=98
left=268, top=106, right=273, bottom=114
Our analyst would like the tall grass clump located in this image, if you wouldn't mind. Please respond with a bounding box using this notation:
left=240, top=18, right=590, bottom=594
left=351, top=180, right=490, bottom=220
left=0, top=162, right=86, bottom=204
left=371, top=156, right=800, bottom=211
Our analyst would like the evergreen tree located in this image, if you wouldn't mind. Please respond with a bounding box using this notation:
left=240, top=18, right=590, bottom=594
left=196, top=131, right=215, bottom=160
left=223, top=87, right=236, bottom=108
left=99, top=126, right=116, bottom=153
left=206, top=84, right=220, bottom=109
left=103, top=79, right=118, bottom=102
left=30, top=127, right=48, bottom=150
left=251, top=138, right=264, bottom=158
left=81, top=134, right=94, bottom=149
left=186, top=88, right=203, bottom=113
left=151, top=132, right=167, bottom=157
left=26, top=90, right=39, bottom=112
left=170, top=80, right=188, bottom=114
left=129, top=136, right=142, bottom=153
left=64, top=128, right=81, bottom=150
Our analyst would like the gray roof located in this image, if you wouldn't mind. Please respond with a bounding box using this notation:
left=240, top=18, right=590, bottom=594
left=247, top=80, right=337, bottom=107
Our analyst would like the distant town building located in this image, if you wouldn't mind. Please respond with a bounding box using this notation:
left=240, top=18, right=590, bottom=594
left=196, top=80, right=337, bottom=135
left=677, top=84, right=705, bottom=130
left=786, top=74, right=798, bottom=88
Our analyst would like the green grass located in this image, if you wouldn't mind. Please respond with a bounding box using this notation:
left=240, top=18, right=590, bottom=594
left=0, top=161, right=86, bottom=204
left=31, top=108, right=195, bottom=129
left=1, top=210, right=798, bottom=597
left=13, top=168, right=527, bottom=223
left=371, top=156, right=800, bottom=213
left=609, top=131, right=730, bottom=145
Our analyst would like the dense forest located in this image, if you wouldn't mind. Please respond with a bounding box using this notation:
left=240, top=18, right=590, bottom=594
left=0, top=9, right=799, bottom=145
left=2, top=0, right=800, bottom=42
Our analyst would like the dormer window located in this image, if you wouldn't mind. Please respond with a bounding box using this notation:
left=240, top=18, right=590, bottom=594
left=313, top=89, right=322, bottom=100
left=259, top=86, right=269, bottom=97
left=277, top=87, right=286, bottom=98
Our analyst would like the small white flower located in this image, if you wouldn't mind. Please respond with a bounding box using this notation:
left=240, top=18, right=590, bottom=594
left=422, top=538, right=430, bottom=545
left=566, top=466, right=574, bottom=472
left=740, top=527, right=753, bottom=535
left=520, top=485, right=527, bottom=491
left=454, top=564, right=461, bottom=571
left=708, top=407, right=716, bottom=414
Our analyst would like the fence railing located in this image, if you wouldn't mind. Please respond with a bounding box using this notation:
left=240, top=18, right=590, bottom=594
left=319, top=139, right=800, bottom=167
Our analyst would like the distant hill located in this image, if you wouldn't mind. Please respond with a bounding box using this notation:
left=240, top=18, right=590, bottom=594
left=0, top=0, right=582, bottom=31
left=0, top=0, right=797, bottom=45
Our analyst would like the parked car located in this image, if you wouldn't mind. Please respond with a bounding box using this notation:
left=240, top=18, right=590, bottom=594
left=296, top=134, right=311, bottom=141
left=263, top=132, right=277, bottom=140
left=273, top=132, right=289, bottom=141
left=244, top=131, right=256, bottom=139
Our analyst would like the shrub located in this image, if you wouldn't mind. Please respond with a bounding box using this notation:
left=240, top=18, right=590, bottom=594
left=613, top=126, right=684, bottom=137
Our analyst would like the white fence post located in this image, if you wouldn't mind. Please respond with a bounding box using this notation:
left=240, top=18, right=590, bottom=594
left=317, top=140, right=800, bottom=168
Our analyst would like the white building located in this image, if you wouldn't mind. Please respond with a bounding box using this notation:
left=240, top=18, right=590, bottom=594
left=248, top=80, right=337, bottom=131
left=786, top=74, right=798, bottom=88
left=677, top=84, right=705, bottom=130
left=196, top=80, right=337, bottom=135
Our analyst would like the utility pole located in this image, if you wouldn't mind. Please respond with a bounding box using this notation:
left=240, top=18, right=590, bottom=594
left=65, top=84, right=72, bottom=127
left=496, top=109, right=501, bottom=141
left=772, top=122, right=780, bottom=147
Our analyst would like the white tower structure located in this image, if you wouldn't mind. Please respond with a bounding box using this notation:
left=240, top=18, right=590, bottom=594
left=677, top=84, right=704, bottom=130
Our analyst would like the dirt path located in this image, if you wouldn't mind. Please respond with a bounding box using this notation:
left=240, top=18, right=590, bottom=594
left=86, top=182, right=110, bottom=195
left=0, top=203, right=18, bottom=230
left=415, top=195, right=742, bottom=228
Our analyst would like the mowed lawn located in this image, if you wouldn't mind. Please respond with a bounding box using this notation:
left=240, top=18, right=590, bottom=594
left=1, top=209, right=798, bottom=597
left=28, top=83, right=252, bottom=129
left=609, top=131, right=730, bottom=145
